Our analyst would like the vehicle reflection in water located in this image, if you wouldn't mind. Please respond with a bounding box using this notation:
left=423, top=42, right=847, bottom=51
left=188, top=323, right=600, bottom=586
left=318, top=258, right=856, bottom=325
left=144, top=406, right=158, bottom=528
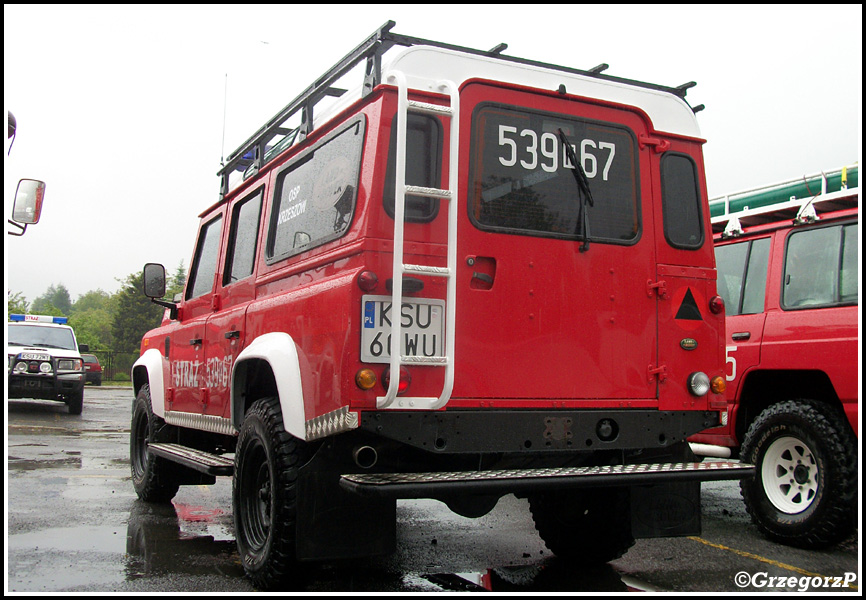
left=125, top=500, right=243, bottom=580
left=125, top=500, right=633, bottom=592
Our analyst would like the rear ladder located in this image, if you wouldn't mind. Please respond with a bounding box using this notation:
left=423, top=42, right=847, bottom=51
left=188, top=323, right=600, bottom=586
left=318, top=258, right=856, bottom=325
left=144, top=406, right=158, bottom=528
left=379, top=70, right=459, bottom=410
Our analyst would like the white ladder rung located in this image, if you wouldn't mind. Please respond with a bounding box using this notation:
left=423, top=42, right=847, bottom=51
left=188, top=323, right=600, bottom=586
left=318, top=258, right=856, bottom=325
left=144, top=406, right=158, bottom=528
left=404, top=185, right=452, bottom=199
left=408, top=100, right=453, bottom=116
left=403, top=264, right=451, bottom=277
left=401, top=356, right=448, bottom=365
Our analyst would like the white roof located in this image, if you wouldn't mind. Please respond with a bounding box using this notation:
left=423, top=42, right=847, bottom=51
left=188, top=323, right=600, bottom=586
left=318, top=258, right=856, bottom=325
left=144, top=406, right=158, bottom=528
left=385, top=46, right=702, bottom=138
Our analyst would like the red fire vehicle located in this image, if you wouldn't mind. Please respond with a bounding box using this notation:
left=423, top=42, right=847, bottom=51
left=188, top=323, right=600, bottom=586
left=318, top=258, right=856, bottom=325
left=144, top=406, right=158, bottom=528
left=131, top=22, right=751, bottom=589
left=690, top=164, right=858, bottom=548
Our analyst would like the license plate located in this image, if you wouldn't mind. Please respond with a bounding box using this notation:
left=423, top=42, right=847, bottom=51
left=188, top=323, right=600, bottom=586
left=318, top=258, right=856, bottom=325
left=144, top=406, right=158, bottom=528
left=361, top=295, right=445, bottom=363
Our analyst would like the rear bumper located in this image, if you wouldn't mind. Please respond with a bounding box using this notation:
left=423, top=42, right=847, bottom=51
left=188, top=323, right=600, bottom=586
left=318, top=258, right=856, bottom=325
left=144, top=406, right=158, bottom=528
left=359, top=408, right=722, bottom=453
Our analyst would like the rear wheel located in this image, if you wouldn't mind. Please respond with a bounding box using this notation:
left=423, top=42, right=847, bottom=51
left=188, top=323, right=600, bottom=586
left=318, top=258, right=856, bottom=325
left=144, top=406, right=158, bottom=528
left=233, top=397, right=304, bottom=590
left=529, top=487, right=635, bottom=563
left=130, top=384, right=180, bottom=503
left=739, top=400, right=856, bottom=548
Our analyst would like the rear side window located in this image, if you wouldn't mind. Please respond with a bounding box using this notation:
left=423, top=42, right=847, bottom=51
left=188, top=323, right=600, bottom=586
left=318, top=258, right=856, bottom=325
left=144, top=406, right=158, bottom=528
left=468, top=104, right=639, bottom=243
left=661, top=153, right=704, bottom=249
left=186, top=215, right=223, bottom=300
left=266, top=117, right=365, bottom=263
left=715, top=237, right=770, bottom=315
left=383, top=113, right=442, bottom=222
left=223, top=190, right=263, bottom=285
left=783, top=222, right=858, bottom=308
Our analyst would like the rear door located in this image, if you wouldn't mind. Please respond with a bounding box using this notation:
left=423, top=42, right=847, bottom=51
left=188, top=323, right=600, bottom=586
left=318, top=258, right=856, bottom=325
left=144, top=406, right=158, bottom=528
left=455, top=83, right=657, bottom=402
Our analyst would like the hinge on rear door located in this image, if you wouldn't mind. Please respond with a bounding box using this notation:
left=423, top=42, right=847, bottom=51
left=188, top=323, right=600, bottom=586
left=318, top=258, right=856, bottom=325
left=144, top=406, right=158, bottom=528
left=647, top=279, right=668, bottom=298
left=648, top=364, right=667, bottom=382
left=638, top=133, right=671, bottom=153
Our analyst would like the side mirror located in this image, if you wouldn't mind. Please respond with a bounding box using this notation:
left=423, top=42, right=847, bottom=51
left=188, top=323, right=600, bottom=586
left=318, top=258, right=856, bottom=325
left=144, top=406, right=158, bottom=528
left=143, top=263, right=179, bottom=321
left=8, top=179, right=45, bottom=236
left=78, top=344, right=90, bottom=353
left=143, top=263, right=167, bottom=298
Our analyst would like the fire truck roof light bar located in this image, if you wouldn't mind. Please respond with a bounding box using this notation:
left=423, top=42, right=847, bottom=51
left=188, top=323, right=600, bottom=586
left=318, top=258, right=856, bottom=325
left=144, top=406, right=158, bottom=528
left=9, top=314, right=68, bottom=324
left=218, top=20, right=699, bottom=198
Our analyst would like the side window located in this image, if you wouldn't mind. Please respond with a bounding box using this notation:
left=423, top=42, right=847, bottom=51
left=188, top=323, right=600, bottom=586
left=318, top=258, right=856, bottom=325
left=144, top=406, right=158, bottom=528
left=715, top=242, right=748, bottom=315
left=714, top=237, right=770, bottom=316
left=740, top=238, right=771, bottom=314
left=783, top=223, right=858, bottom=308
left=186, top=215, right=223, bottom=300
left=840, top=223, right=858, bottom=303
left=383, top=113, right=442, bottom=222
left=266, top=117, right=365, bottom=263
left=660, top=153, right=704, bottom=249
left=223, top=190, right=263, bottom=285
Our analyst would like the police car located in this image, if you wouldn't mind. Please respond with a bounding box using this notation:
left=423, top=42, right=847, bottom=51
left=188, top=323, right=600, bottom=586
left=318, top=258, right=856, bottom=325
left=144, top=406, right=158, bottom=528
left=8, top=314, right=86, bottom=414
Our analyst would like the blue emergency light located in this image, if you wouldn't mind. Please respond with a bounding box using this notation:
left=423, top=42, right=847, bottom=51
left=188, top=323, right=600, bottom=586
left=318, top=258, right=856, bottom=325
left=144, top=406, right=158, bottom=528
left=9, top=314, right=68, bottom=324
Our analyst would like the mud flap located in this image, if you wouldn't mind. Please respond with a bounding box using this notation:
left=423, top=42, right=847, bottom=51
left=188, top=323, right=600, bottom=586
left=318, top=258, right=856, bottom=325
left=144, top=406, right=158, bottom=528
left=296, top=469, right=396, bottom=561
left=630, top=481, right=701, bottom=538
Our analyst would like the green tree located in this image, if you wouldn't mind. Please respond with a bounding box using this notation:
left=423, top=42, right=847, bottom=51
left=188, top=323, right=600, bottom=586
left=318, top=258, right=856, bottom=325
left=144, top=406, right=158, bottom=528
left=111, top=271, right=164, bottom=354
left=32, top=284, right=72, bottom=315
left=166, top=260, right=187, bottom=301
left=71, top=289, right=113, bottom=314
left=7, top=291, right=29, bottom=315
left=69, top=308, right=113, bottom=351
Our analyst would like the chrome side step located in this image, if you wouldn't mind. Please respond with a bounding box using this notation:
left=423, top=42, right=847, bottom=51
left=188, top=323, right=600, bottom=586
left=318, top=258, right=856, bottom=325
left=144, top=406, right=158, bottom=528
left=340, top=461, right=754, bottom=498
left=148, top=442, right=234, bottom=476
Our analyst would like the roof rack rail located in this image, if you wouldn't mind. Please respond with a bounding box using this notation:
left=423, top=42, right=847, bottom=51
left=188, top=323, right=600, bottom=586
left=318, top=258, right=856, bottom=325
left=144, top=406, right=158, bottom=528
left=710, top=163, right=859, bottom=237
left=218, top=20, right=699, bottom=198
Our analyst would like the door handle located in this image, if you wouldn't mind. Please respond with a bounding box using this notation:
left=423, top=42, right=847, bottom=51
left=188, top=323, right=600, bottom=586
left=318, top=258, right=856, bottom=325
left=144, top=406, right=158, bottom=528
left=189, top=338, right=202, bottom=346
left=731, top=332, right=751, bottom=341
left=224, top=330, right=240, bottom=340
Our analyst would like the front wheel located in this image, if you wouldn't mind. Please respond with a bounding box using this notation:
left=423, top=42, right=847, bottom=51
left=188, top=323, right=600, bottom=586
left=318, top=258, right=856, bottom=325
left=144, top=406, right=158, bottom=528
left=739, top=400, right=856, bottom=548
left=233, top=397, right=305, bottom=590
left=67, top=389, right=84, bottom=415
left=130, top=384, right=180, bottom=503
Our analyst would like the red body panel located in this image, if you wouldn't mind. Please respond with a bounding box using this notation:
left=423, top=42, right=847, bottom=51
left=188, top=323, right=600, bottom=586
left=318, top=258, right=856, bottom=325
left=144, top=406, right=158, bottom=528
left=142, top=80, right=725, bottom=424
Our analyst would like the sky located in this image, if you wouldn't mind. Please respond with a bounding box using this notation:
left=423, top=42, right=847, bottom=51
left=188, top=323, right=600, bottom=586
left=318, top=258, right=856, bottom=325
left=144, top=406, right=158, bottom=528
left=4, top=4, right=862, bottom=306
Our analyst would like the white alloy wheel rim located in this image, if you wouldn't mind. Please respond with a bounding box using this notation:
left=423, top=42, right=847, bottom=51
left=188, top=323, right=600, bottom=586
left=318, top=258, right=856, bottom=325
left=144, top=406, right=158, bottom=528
left=761, top=435, right=818, bottom=514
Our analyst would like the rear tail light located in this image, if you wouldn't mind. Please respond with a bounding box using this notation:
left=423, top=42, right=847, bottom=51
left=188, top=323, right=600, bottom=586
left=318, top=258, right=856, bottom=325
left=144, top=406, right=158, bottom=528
left=383, top=366, right=411, bottom=395
left=357, top=270, right=378, bottom=292
left=709, top=295, right=725, bottom=315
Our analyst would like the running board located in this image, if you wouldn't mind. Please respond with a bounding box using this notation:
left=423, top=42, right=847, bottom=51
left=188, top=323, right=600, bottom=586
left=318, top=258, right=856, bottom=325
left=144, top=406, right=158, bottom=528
left=340, top=461, right=754, bottom=499
left=147, top=442, right=234, bottom=476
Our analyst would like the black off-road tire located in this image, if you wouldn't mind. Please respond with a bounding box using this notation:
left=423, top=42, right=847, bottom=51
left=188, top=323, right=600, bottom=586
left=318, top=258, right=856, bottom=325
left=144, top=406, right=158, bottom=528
left=233, top=397, right=305, bottom=590
left=130, top=384, right=180, bottom=503
left=739, top=399, right=857, bottom=548
left=529, top=487, right=635, bottom=563
left=67, top=389, right=84, bottom=415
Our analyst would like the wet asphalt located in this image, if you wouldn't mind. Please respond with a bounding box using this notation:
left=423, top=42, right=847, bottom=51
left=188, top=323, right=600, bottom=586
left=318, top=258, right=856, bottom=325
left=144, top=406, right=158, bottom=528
left=6, top=386, right=859, bottom=593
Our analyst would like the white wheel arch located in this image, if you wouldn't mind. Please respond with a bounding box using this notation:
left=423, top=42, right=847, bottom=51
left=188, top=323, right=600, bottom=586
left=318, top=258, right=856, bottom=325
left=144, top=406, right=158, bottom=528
left=231, top=332, right=306, bottom=439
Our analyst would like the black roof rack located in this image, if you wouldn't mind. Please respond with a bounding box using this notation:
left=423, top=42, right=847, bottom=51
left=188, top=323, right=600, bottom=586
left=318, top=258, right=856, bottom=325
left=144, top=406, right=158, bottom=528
left=218, top=20, right=697, bottom=198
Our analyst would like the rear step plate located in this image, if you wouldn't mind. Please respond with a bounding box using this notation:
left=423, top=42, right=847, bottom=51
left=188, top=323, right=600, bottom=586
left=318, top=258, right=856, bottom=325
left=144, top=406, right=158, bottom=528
left=340, top=461, right=754, bottom=498
left=148, top=442, right=234, bottom=476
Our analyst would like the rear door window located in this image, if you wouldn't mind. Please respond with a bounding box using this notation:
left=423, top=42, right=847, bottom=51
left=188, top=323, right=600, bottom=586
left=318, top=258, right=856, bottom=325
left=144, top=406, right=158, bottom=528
left=468, top=104, right=639, bottom=243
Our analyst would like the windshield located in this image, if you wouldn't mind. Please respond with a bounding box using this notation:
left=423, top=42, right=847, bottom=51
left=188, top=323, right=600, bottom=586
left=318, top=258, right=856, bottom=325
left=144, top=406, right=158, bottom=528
left=8, top=324, right=77, bottom=351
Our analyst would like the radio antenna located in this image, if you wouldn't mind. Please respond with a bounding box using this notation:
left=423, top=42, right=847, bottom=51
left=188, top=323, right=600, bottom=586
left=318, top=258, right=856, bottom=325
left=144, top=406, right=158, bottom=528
left=220, top=73, right=228, bottom=167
